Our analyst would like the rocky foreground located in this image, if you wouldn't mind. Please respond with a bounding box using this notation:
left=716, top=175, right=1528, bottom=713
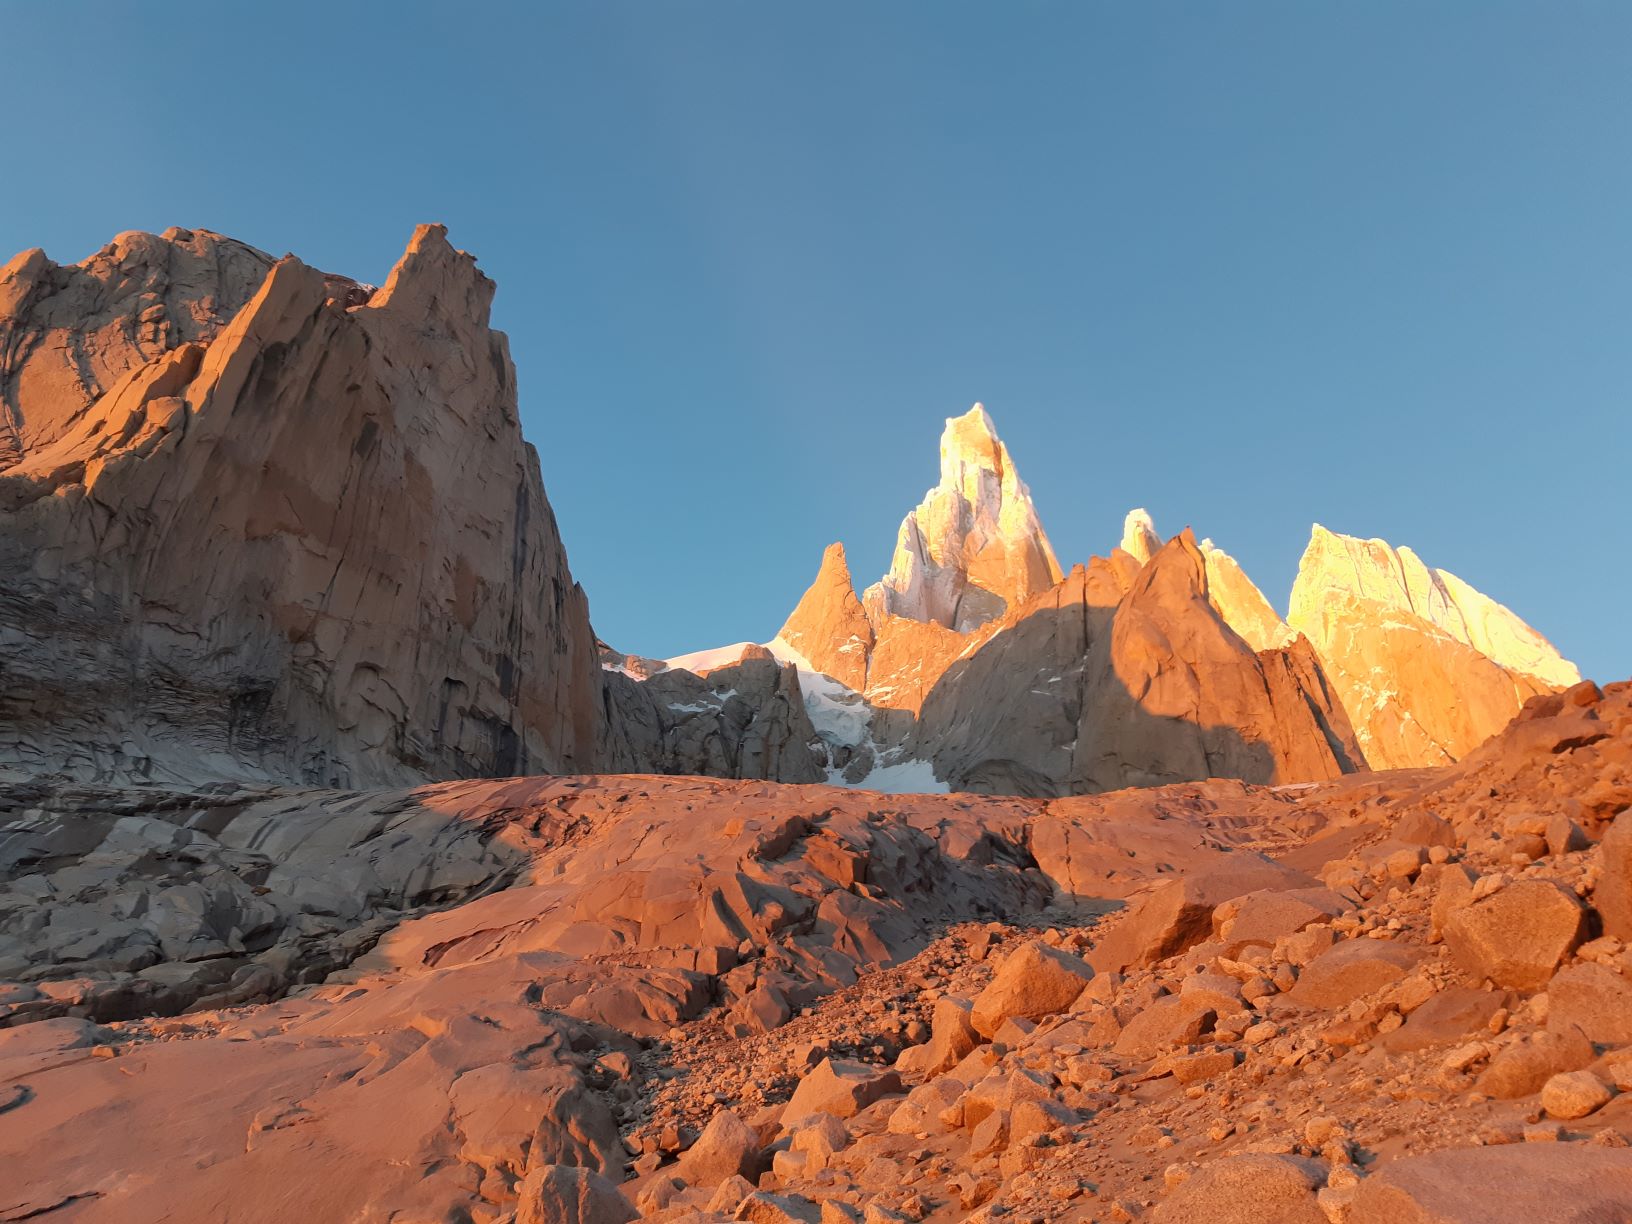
left=3, top=680, right=1630, bottom=1221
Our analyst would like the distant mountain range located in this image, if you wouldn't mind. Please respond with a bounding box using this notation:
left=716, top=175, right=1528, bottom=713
left=0, top=228, right=1580, bottom=795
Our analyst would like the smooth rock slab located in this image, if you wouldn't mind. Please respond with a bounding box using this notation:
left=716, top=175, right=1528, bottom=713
left=1288, top=938, right=1426, bottom=1009
left=1349, top=1144, right=1632, bottom=1222
left=1151, top=1153, right=1327, bottom=1223
left=1547, top=962, right=1632, bottom=1045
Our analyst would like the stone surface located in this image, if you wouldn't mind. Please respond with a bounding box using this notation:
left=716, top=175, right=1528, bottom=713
left=1113, top=996, right=1216, bottom=1059
left=861, top=404, right=1062, bottom=633
left=1349, top=1144, right=1632, bottom=1222
left=1476, top=1031, right=1595, bottom=1099
left=1540, top=1070, right=1612, bottom=1120
left=677, top=1109, right=762, bottom=1186
left=1596, top=812, right=1632, bottom=941
left=1443, top=880, right=1586, bottom=991
left=915, top=533, right=1366, bottom=797
left=1547, top=963, right=1632, bottom=1044
left=1289, top=939, right=1426, bottom=1009
left=1287, top=524, right=1579, bottom=769
left=1151, top=1153, right=1327, bottom=1223
left=599, top=646, right=824, bottom=784
left=1089, top=856, right=1319, bottom=975
left=0, top=225, right=604, bottom=787
left=517, top=1165, right=639, bottom=1224
left=780, top=1059, right=903, bottom=1128
left=968, top=939, right=1095, bottom=1037
left=0, top=683, right=1629, bottom=1221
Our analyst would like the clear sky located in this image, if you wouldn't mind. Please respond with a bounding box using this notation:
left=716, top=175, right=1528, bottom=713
left=6, top=3, right=1628, bottom=681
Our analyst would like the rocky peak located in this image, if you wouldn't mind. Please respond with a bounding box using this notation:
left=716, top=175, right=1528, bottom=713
left=1113, top=510, right=1293, bottom=653
left=773, top=542, right=874, bottom=691
left=1119, top=507, right=1162, bottom=564
left=369, top=222, right=496, bottom=329
left=0, top=227, right=276, bottom=469
left=862, top=404, right=1062, bottom=633
left=1290, top=525, right=1579, bottom=688
left=0, top=223, right=603, bottom=786
left=1287, top=524, right=1581, bottom=768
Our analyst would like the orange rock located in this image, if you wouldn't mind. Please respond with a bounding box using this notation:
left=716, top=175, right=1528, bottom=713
left=1443, top=880, right=1587, bottom=991
left=774, top=543, right=874, bottom=691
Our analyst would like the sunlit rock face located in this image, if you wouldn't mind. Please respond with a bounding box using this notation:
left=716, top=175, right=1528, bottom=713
left=1115, top=511, right=1294, bottom=654
left=861, top=405, right=1062, bottom=634
left=1287, top=524, right=1581, bottom=768
left=775, top=542, right=873, bottom=692
left=1196, top=539, right=1296, bottom=653
left=1119, top=507, right=1162, bottom=565
left=913, top=532, right=1364, bottom=796
left=0, top=224, right=604, bottom=786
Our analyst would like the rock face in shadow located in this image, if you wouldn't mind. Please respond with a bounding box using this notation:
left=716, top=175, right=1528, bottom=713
left=0, top=225, right=603, bottom=786
left=914, top=532, right=1365, bottom=796
left=598, top=646, right=824, bottom=783
left=1288, top=524, right=1580, bottom=768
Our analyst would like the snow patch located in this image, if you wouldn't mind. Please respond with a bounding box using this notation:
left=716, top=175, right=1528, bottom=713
left=660, top=642, right=757, bottom=675
left=855, top=755, right=949, bottom=795
left=767, top=636, right=946, bottom=795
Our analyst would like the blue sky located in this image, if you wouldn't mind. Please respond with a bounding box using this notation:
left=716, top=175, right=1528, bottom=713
left=6, top=3, right=1628, bottom=680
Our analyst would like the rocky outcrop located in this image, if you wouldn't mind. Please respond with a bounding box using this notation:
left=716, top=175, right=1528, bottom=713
left=0, top=228, right=280, bottom=468
left=1113, top=511, right=1293, bottom=653
left=861, top=404, right=1061, bottom=633
left=1288, top=525, right=1580, bottom=768
left=0, top=225, right=603, bottom=787
left=773, top=543, right=873, bottom=691
left=1120, top=508, right=1162, bottom=565
left=1198, top=537, right=1295, bottom=652
left=599, top=646, right=824, bottom=783
left=914, top=533, right=1364, bottom=796
left=860, top=614, right=969, bottom=714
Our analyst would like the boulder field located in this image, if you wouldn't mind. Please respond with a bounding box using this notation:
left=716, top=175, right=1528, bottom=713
left=3, top=677, right=1629, bottom=1222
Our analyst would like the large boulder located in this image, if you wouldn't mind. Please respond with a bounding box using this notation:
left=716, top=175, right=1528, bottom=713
left=1288, top=939, right=1426, bottom=1010
left=1348, top=1144, right=1632, bottom=1222
left=969, top=939, right=1095, bottom=1037
left=1476, top=1030, right=1595, bottom=1099
left=1597, top=813, right=1632, bottom=941
left=515, top=1165, right=638, bottom=1224
left=1443, top=880, right=1586, bottom=990
left=677, top=1110, right=763, bottom=1187
left=780, top=1059, right=902, bottom=1129
left=1089, top=856, right=1320, bottom=974
left=1213, top=887, right=1350, bottom=957
left=1152, top=1153, right=1327, bottom=1224
left=1547, top=962, right=1632, bottom=1045
left=1113, top=996, right=1216, bottom=1060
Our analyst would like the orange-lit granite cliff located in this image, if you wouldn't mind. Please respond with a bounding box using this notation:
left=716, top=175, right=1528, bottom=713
left=0, top=225, right=604, bottom=786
